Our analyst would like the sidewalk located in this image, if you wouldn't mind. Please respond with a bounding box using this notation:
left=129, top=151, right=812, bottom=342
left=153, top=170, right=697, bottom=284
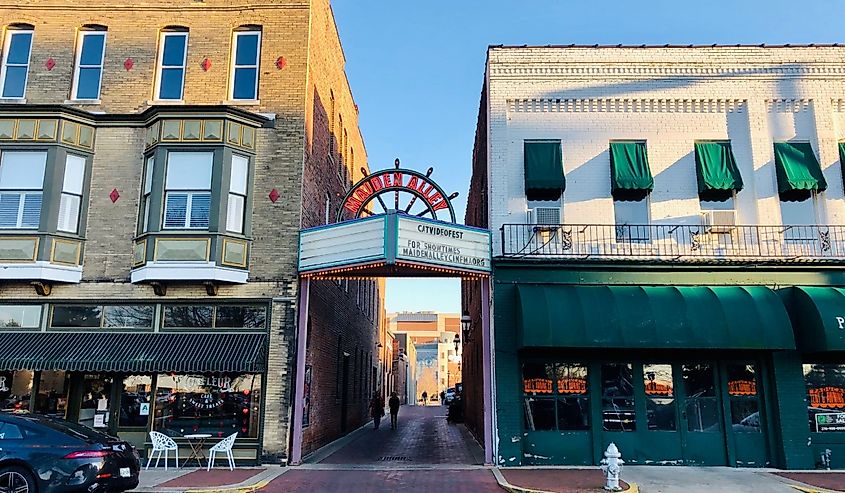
left=493, top=467, right=635, bottom=493
left=135, top=465, right=287, bottom=493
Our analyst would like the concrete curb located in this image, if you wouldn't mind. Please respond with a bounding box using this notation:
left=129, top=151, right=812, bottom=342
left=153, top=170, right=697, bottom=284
left=789, top=485, right=845, bottom=493
left=136, top=466, right=288, bottom=493
left=490, top=467, right=639, bottom=493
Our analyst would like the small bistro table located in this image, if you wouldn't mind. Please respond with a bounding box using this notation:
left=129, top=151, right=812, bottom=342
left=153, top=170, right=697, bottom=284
left=182, top=433, right=212, bottom=468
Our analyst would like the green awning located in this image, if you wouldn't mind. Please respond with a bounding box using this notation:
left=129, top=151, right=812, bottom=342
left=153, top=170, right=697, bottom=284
left=0, top=332, right=268, bottom=373
left=781, top=287, right=845, bottom=353
left=517, top=285, right=795, bottom=350
left=524, top=141, right=565, bottom=200
left=695, top=142, right=743, bottom=193
left=610, top=142, right=653, bottom=194
left=839, top=143, right=845, bottom=191
left=774, top=142, right=827, bottom=193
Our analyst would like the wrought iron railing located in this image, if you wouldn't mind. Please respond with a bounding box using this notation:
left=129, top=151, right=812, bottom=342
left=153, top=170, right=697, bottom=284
left=500, top=224, right=845, bottom=261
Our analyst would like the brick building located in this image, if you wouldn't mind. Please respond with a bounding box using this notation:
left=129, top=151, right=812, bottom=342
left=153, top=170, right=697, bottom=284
left=0, top=0, right=381, bottom=464
left=467, top=45, right=845, bottom=468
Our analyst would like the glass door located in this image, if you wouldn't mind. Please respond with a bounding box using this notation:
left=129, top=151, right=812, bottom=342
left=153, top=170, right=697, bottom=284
left=725, top=363, right=767, bottom=467
left=640, top=363, right=683, bottom=464
left=679, top=363, right=728, bottom=465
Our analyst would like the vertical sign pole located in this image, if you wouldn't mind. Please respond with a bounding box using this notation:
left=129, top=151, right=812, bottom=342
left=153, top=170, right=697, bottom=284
left=289, top=277, right=311, bottom=465
left=481, top=277, right=494, bottom=465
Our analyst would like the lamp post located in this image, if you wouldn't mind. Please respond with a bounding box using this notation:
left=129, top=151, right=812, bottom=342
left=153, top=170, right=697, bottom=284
left=460, top=312, right=471, bottom=344
left=453, top=333, right=460, bottom=354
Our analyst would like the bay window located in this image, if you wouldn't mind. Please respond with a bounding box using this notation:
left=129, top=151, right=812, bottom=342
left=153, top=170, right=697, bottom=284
left=1, top=28, right=33, bottom=99
left=72, top=30, right=107, bottom=101
left=0, top=151, right=46, bottom=229
left=57, top=154, right=85, bottom=233
left=163, top=152, right=213, bottom=229
left=227, top=155, right=248, bottom=233
left=141, top=156, right=154, bottom=232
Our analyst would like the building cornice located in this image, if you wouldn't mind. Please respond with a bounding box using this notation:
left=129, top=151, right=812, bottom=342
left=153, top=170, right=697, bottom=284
left=0, top=104, right=274, bottom=128
left=489, top=63, right=845, bottom=80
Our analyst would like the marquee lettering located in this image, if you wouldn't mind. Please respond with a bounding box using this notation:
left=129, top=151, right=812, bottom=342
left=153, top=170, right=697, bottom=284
left=339, top=167, right=456, bottom=222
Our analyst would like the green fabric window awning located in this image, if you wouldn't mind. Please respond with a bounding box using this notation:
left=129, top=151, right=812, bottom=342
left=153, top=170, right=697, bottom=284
left=695, top=141, right=744, bottom=193
left=780, top=287, right=845, bottom=353
left=524, top=141, right=565, bottom=201
left=517, top=285, right=795, bottom=350
left=0, top=332, right=268, bottom=373
left=839, top=143, right=845, bottom=192
left=609, top=142, right=653, bottom=195
left=774, top=142, right=827, bottom=193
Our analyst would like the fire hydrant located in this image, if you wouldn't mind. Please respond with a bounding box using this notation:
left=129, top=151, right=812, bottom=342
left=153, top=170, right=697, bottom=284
left=600, top=443, right=624, bottom=491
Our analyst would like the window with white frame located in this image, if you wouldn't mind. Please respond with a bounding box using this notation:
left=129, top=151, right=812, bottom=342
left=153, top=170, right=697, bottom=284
left=0, top=151, right=46, bottom=229
left=230, top=30, right=261, bottom=100
left=614, top=196, right=650, bottom=242
left=57, top=154, right=86, bottom=233
left=1, top=28, right=33, bottom=99
left=141, top=156, right=154, bottom=232
left=163, top=152, right=213, bottom=229
left=72, top=30, right=107, bottom=100
left=226, top=154, right=248, bottom=233
left=155, top=30, right=188, bottom=100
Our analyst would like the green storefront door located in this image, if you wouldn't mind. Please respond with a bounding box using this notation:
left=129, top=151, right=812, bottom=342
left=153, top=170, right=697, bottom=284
left=678, top=363, right=728, bottom=465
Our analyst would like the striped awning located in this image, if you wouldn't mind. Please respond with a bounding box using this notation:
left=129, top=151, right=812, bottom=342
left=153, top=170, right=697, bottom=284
left=0, top=332, right=268, bottom=373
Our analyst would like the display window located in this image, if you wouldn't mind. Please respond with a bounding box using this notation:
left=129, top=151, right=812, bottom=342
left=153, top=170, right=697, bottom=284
left=523, top=362, right=589, bottom=432
left=804, top=364, right=845, bottom=433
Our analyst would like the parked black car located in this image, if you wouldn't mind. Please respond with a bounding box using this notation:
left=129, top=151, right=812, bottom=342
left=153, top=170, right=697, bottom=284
left=0, top=412, right=140, bottom=492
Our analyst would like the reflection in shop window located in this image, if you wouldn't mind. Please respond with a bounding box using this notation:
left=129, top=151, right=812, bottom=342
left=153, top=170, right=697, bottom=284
left=682, top=364, right=720, bottom=432
left=153, top=374, right=261, bottom=438
left=35, top=371, right=68, bottom=418
left=103, top=306, right=154, bottom=328
left=120, top=375, right=152, bottom=427
left=602, top=363, right=635, bottom=432
left=50, top=305, right=154, bottom=329
left=0, top=371, right=33, bottom=411
left=215, top=306, right=266, bottom=329
left=163, top=305, right=267, bottom=329
left=643, top=364, right=676, bottom=431
left=556, top=364, right=589, bottom=431
left=522, top=362, right=589, bottom=431
left=804, top=364, right=845, bottom=433
left=727, top=364, right=760, bottom=433
left=0, top=305, right=40, bottom=328
left=163, top=305, right=213, bottom=328
left=79, top=374, right=112, bottom=429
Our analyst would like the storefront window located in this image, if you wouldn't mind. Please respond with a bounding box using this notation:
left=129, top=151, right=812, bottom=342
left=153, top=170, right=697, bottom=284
left=523, top=362, right=556, bottom=431
left=643, top=364, right=675, bottom=431
left=522, top=362, right=589, bottom=432
left=0, top=371, right=33, bottom=411
left=602, top=363, right=635, bottom=432
left=682, top=364, right=720, bottom=432
left=50, top=305, right=154, bottom=329
left=35, top=371, right=68, bottom=418
left=0, top=305, right=41, bottom=328
left=556, top=364, right=589, bottom=431
left=79, top=374, right=113, bottom=429
left=120, top=375, right=152, bottom=427
left=727, top=364, right=760, bottom=433
left=153, top=374, right=262, bottom=438
left=804, top=364, right=845, bottom=433
left=215, top=306, right=266, bottom=329
left=163, top=305, right=267, bottom=329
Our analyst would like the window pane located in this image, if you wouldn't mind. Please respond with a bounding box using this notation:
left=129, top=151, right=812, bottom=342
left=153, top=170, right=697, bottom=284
left=804, top=364, right=845, bottom=433
left=727, top=364, right=760, bottom=432
left=0, top=194, right=20, bottom=227
left=232, top=68, right=257, bottom=100
left=119, top=375, right=152, bottom=427
left=700, top=196, right=735, bottom=211
left=215, top=306, right=266, bottom=328
left=6, top=32, right=32, bottom=65
left=79, top=34, right=105, bottom=66
left=159, top=68, right=184, bottom=100
left=189, top=193, right=211, bottom=228
left=163, top=193, right=187, bottom=228
left=165, top=152, right=213, bottom=190
left=57, top=193, right=80, bottom=233
left=1, top=371, right=33, bottom=412
left=524, top=398, right=556, bottom=431
left=163, top=305, right=213, bottom=328
left=602, top=363, right=636, bottom=431
left=523, top=362, right=555, bottom=396
left=644, top=364, right=676, bottom=431
left=2, top=66, right=27, bottom=98
left=226, top=194, right=244, bottom=233
left=230, top=155, right=248, bottom=195
left=63, top=155, right=85, bottom=194
left=50, top=305, right=102, bottom=328
left=103, top=305, right=154, bottom=328
left=682, top=363, right=720, bottom=432
left=0, top=305, right=40, bottom=328
left=235, top=34, right=259, bottom=65
left=75, top=67, right=102, bottom=99
left=557, top=397, right=590, bottom=431
left=780, top=196, right=816, bottom=226
left=161, top=34, right=186, bottom=66
left=144, top=157, right=155, bottom=195
left=35, top=371, right=68, bottom=418
left=0, top=151, right=47, bottom=189
left=21, top=193, right=41, bottom=228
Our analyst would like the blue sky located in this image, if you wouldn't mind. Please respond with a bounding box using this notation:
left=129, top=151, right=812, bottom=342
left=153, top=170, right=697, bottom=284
left=331, top=0, right=845, bottom=313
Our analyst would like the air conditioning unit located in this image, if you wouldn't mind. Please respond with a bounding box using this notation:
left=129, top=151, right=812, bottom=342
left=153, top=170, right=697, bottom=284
left=527, top=207, right=561, bottom=225
left=702, top=209, right=736, bottom=234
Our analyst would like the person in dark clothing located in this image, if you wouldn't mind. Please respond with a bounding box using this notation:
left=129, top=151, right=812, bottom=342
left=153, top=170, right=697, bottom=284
left=421, top=391, right=428, bottom=405
left=388, top=392, right=401, bottom=429
left=369, top=391, right=385, bottom=429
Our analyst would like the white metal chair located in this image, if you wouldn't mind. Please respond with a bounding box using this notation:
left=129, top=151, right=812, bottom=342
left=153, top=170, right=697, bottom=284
left=146, top=431, right=179, bottom=470
left=206, top=433, right=238, bottom=471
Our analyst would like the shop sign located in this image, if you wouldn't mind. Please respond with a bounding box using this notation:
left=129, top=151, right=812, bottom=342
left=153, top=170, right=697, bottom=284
left=644, top=381, right=673, bottom=396
left=524, top=378, right=553, bottom=394
left=816, top=412, right=845, bottom=432
left=809, top=386, right=845, bottom=409
left=728, top=379, right=757, bottom=396
left=139, top=403, right=150, bottom=416
left=396, top=217, right=490, bottom=272
left=339, top=167, right=455, bottom=222
left=558, top=378, right=587, bottom=395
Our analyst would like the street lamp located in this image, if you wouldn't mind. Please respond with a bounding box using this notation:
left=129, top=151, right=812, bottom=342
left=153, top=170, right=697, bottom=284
left=453, top=333, right=460, bottom=353
left=460, top=312, right=472, bottom=343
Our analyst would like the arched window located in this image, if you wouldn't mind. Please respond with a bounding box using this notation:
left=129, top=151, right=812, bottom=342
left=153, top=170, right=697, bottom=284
left=155, top=27, right=189, bottom=100
left=72, top=25, right=108, bottom=100
left=230, top=26, right=262, bottom=101
left=1, top=24, right=35, bottom=99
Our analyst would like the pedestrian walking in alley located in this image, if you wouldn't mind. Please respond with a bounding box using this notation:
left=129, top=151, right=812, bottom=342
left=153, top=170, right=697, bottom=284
left=369, top=391, right=385, bottom=429
left=388, top=392, right=401, bottom=429
left=421, top=391, right=428, bottom=405
left=440, top=390, right=445, bottom=405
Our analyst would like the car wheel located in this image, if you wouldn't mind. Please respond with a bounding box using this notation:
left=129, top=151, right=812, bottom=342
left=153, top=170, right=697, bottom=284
left=0, top=465, right=37, bottom=493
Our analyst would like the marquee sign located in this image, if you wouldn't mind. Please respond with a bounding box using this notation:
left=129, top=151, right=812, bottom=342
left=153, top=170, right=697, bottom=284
left=338, top=160, right=458, bottom=223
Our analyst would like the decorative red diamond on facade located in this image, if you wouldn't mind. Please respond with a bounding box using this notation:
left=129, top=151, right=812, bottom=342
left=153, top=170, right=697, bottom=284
left=44, top=58, right=55, bottom=71
left=201, top=58, right=212, bottom=72
left=275, top=56, right=286, bottom=70
left=268, top=189, right=280, bottom=203
left=123, top=58, right=134, bottom=71
left=109, top=188, right=120, bottom=203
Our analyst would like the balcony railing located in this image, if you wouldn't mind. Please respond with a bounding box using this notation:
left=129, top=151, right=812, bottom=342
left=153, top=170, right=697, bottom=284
left=500, top=224, right=845, bottom=262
